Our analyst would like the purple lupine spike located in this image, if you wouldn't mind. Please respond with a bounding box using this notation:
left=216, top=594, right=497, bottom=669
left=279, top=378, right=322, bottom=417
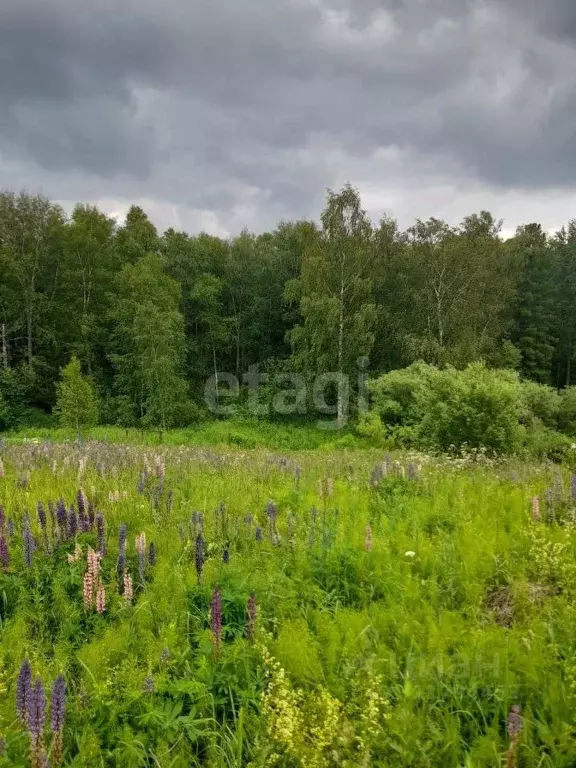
left=266, top=501, right=278, bottom=523
left=148, top=542, right=156, bottom=566
left=195, top=534, right=204, bottom=583
left=0, top=534, right=9, bottom=570
left=76, top=489, right=86, bottom=519
left=96, top=513, right=106, bottom=555
left=23, top=521, right=34, bottom=568
left=117, top=523, right=127, bottom=576
left=67, top=508, right=78, bottom=538
left=247, top=592, right=257, bottom=642
left=50, top=675, right=66, bottom=733
left=223, top=541, right=230, bottom=564
left=143, top=675, right=154, bottom=694
left=87, top=501, right=95, bottom=531
left=26, top=677, right=46, bottom=739
left=48, top=501, right=56, bottom=529
left=255, top=527, right=263, bottom=542
left=56, top=500, right=67, bottom=533
left=16, top=660, right=32, bottom=723
left=210, top=587, right=223, bottom=656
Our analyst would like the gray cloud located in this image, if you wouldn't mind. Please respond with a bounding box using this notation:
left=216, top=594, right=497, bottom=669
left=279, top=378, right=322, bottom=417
left=2, top=0, right=576, bottom=234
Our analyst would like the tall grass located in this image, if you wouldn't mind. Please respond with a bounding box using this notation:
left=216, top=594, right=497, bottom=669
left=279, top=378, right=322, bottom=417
left=0, top=437, right=574, bottom=766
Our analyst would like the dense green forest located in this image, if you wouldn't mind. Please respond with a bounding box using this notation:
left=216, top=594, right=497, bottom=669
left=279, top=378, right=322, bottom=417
left=1, top=184, right=575, bottom=431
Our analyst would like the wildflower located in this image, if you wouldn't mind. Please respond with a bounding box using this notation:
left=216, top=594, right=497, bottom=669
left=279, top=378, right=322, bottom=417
left=96, top=512, right=106, bottom=555
left=16, top=659, right=32, bottom=723
left=266, top=501, right=278, bottom=523
left=27, top=678, right=46, bottom=768
left=96, top=581, right=106, bottom=613
left=0, top=534, right=8, bottom=570
left=148, top=541, right=156, bottom=566
left=407, top=462, right=418, bottom=480
left=37, top=503, right=46, bottom=531
left=223, top=541, right=230, bottom=564
left=76, top=489, right=87, bottom=519
left=405, top=550, right=416, bottom=558
left=83, top=570, right=94, bottom=608
left=195, top=534, right=205, bottom=583
left=255, top=527, right=263, bottom=542
left=123, top=569, right=133, bottom=602
left=50, top=675, right=66, bottom=766
left=137, top=471, right=145, bottom=494
left=243, top=513, right=253, bottom=531
left=143, top=675, right=154, bottom=694
left=531, top=496, right=541, bottom=522
left=247, top=593, right=257, bottom=642
left=506, top=704, right=522, bottom=768
left=117, top=523, right=127, bottom=577
left=135, top=532, right=147, bottom=582
left=67, top=508, right=78, bottom=538
left=160, top=646, right=170, bottom=664
left=326, top=478, right=334, bottom=496
left=364, top=524, right=373, bottom=552
left=211, top=587, right=223, bottom=657
left=23, top=520, right=34, bottom=568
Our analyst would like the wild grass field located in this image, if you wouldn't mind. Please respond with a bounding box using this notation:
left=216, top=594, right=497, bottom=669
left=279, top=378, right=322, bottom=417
left=0, top=436, right=575, bottom=767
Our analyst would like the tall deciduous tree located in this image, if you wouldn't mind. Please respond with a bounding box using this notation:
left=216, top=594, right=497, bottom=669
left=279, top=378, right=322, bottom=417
left=287, top=185, right=377, bottom=426
left=55, top=356, right=99, bottom=434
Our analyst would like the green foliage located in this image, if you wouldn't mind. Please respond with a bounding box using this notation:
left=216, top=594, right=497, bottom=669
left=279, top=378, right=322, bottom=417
left=55, top=356, right=99, bottom=432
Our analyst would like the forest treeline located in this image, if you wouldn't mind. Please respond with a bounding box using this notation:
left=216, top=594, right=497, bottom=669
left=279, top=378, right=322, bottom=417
left=0, top=184, right=575, bottom=430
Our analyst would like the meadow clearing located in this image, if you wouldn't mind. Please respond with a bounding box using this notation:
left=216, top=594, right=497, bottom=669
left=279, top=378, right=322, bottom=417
left=0, top=433, right=575, bottom=767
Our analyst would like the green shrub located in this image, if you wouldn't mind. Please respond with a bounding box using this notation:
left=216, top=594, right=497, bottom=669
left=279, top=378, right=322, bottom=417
left=519, top=380, right=561, bottom=429
left=557, top=387, right=576, bottom=437
left=370, top=362, right=524, bottom=455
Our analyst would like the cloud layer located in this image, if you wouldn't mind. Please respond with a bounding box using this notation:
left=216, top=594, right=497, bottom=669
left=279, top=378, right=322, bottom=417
left=2, top=0, right=576, bottom=235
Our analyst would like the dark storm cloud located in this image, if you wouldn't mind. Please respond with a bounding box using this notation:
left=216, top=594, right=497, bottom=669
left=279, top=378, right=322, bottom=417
left=1, top=0, right=576, bottom=231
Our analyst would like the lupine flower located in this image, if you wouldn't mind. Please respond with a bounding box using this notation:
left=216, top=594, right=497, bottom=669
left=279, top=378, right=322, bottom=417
left=27, top=678, right=46, bottom=768
left=137, top=471, right=145, bottom=494
left=67, top=508, right=78, bottom=538
left=364, top=523, right=373, bottom=552
left=77, top=489, right=87, bottom=517
left=223, top=541, right=230, bottom=564
left=83, top=570, right=94, bottom=608
left=154, top=455, right=165, bottom=479
left=247, top=593, right=257, bottom=642
left=531, top=496, right=541, bottom=522
left=96, top=512, right=106, bottom=555
left=87, top=501, right=95, bottom=530
left=87, top=548, right=101, bottom=580
left=160, top=647, right=170, bottom=664
left=506, top=704, right=522, bottom=768
left=96, top=582, right=106, bottom=613
left=210, top=587, right=223, bottom=657
left=50, top=675, right=66, bottom=766
left=48, top=501, right=56, bottom=529
left=117, top=523, right=127, bottom=577
left=23, top=520, right=34, bottom=568
left=135, top=532, right=147, bottom=582
left=407, top=462, right=418, bottom=480
left=255, top=527, right=263, bottom=542
left=195, top=534, right=205, bottom=583
left=16, top=659, right=32, bottom=723
left=123, top=570, right=133, bottom=602
left=0, top=534, right=9, bottom=571
left=36, top=503, right=46, bottom=531
left=148, top=542, right=156, bottom=566
left=243, top=513, right=253, bottom=531
left=266, top=501, right=278, bottom=523
left=143, top=675, right=154, bottom=694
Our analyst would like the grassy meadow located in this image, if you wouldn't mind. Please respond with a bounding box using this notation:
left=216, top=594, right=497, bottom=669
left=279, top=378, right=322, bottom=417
left=0, top=433, right=575, bottom=766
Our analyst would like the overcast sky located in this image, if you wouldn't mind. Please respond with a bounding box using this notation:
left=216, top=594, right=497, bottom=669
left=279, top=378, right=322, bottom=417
left=2, top=0, right=576, bottom=237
